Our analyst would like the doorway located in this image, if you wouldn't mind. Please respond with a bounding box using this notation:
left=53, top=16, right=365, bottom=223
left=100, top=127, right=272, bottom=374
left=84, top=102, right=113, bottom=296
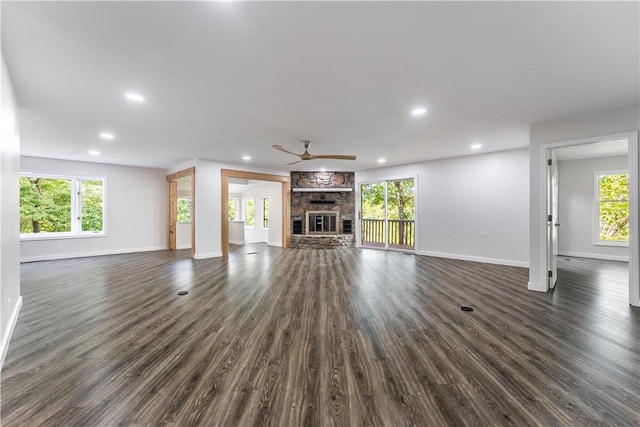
left=546, top=136, right=637, bottom=305
left=167, top=167, right=195, bottom=258
left=221, top=169, right=290, bottom=256
left=360, top=178, right=415, bottom=251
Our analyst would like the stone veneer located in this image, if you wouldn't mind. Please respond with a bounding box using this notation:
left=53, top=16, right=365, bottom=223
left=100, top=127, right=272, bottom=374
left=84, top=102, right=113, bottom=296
left=290, top=171, right=355, bottom=235
left=290, top=234, right=355, bottom=249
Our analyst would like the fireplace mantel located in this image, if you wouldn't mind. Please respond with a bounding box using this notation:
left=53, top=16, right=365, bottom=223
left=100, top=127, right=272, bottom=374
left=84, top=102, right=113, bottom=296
left=292, top=187, right=352, bottom=192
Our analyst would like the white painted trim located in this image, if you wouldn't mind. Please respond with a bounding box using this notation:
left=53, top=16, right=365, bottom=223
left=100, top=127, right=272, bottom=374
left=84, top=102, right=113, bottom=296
left=558, top=251, right=629, bottom=262
left=267, top=242, right=282, bottom=247
left=176, top=244, right=192, bottom=250
left=593, top=169, right=629, bottom=246
left=627, top=132, right=639, bottom=306
left=20, top=246, right=167, bottom=263
left=193, top=251, right=223, bottom=259
left=1, top=296, right=22, bottom=372
left=415, top=250, right=529, bottom=268
left=229, top=240, right=245, bottom=245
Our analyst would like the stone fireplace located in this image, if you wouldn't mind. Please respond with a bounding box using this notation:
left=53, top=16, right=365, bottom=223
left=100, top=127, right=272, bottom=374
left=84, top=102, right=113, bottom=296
left=289, top=171, right=355, bottom=248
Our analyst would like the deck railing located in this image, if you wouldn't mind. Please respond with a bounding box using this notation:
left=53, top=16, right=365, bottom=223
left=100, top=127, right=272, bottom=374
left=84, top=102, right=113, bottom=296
left=361, top=219, right=415, bottom=248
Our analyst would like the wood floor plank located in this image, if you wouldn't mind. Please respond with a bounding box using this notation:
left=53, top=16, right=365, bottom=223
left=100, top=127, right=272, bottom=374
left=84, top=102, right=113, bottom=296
left=1, top=247, right=638, bottom=426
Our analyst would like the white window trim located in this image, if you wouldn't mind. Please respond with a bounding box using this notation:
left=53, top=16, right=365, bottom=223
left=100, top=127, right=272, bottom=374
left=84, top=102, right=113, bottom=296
left=594, top=169, right=628, bottom=247
left=243, top=197, right=256, bottom=229
left=19, top=173, right=107, bottom=240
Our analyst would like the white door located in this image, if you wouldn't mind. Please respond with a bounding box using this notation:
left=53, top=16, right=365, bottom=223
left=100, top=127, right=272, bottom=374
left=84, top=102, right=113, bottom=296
left=547, top=150, right=559, bottom=289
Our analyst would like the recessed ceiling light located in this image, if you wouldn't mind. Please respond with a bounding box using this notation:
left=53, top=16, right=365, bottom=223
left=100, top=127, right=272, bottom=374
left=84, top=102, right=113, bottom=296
left=319, top=167, right=327, bottom=172
left=471, top=143, right=483, bottom=150
left=125, top=92, right=145, bottom=103
left=411, top=107, right=427, bottom=117
left=99, top=132, right=115, bottom=140
left=242, top=155, right=251, bottom=161
left=377, top=158, right=386, bottom=164
left=89, top=150, right=100, bottom=156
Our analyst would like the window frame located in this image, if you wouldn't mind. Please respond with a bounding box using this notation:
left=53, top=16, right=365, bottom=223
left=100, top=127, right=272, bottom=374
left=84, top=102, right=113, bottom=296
left=243, top=197, right=256, bottom=229
left=594, top=169, right=629, bottom=247
left=19, top=173, right=107, bottom=240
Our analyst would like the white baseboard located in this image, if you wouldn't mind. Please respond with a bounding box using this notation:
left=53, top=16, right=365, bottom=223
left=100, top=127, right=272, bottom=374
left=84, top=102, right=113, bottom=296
left=194, top=251, right=223, bottom=259
left=558, top=251, right=629, bottom=262
left=20, top=246, right=167, bottom=263
left=176, top=244, right=192, bottom=250
left=1, top=296, right=22, bottom=372
left=268, top=242, right=282, bottom=247
left=229, top=240, right=245, bottom=245
left=415, top=250, right=529, bottom=268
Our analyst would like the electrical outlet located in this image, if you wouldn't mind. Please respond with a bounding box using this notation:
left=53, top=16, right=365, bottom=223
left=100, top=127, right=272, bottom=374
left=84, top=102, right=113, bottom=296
left=480, top=231, right=486, bottom=238
left=205, top=241, right=210, bottom=247
left=437, top=241, right=443, bottom=248
left=57, top=242, right=63, bottom=248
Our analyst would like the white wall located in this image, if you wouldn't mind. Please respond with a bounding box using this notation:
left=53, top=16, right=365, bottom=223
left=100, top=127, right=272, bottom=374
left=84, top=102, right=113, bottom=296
left=357, top=148, right=530, bottom=267
left=176, top=222, right=191, bottom=249
left=240, top=182, right=282, bottom=245
left=558, top=156, right=628, bottom=261
left=20, top=157, right=167, bottom=261
left=529, top=105, right=639, bottom=305
left=267, top=182, right=283, bottom=247
left=1, top=52, right=22, bottom=370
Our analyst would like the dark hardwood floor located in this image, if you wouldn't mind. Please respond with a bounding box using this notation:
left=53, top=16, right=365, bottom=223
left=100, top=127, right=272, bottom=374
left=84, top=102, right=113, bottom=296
left=1, top=247, right=638, bottom=426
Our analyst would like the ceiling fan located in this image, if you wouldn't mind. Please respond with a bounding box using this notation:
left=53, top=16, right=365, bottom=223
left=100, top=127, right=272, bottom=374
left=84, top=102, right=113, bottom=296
left=272, top=140, right=357, bottom=165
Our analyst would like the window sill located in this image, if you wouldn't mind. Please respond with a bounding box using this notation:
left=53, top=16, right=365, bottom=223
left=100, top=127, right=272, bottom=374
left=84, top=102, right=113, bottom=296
left=593, top=241, right=629, bottom=248
left=20, top=232, right=107, bottom=242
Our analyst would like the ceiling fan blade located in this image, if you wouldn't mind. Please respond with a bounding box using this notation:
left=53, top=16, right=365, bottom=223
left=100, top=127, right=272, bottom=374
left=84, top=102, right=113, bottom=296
left=308, top=154, right=357, bottom=161
left=286, top=160, right=303, bottom=165
left=272, top=144, right=301, bottom=156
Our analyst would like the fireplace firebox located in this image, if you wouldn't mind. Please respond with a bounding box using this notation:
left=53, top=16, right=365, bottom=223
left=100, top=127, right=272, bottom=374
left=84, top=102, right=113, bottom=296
left=306, top=211, right=339, bottom=235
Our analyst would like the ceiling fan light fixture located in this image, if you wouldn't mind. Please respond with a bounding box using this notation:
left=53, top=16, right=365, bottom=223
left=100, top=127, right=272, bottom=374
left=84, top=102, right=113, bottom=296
left=272, top=141, right=356, bottom=164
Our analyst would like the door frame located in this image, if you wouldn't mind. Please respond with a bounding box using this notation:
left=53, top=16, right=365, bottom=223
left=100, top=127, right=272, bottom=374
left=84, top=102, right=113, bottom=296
left=547, top=150, right=559, bottom=289
left=358, top=176, right=417, bottom=252
left=540, top=132, right=638, bottom=306
left=167, top=167, right=195, bottom=258
left=221, top=169, right=290, bottom=256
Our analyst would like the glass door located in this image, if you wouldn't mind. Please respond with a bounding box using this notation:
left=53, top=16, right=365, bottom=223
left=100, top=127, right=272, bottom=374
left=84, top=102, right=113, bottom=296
left=360, top=178, right=415, bottom=251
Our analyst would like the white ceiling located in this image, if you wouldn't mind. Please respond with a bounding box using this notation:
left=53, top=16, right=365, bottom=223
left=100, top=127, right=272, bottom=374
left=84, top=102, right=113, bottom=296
left=2, top=2, right=638, bottom=171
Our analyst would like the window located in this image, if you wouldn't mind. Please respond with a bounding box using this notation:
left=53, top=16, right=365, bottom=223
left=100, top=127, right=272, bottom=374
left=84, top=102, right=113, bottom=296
left=228, top=198, right=237, bottom=221
left=262, top=198, right=269, bottom=229
left=596, top=171, right=629, bottom=244
left=177, top=198, right=192, bottom=223
left=20, top=175, right=105, bottom=238
left=244, top=198, right=255, bottom=228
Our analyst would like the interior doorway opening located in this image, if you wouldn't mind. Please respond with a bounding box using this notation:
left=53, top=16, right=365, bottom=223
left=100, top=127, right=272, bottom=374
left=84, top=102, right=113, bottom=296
left=221, top=169, right=290, bottom=256
left=547, top=136, right=636, bottom=305
left=167, top=167, right=195, bottom=258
